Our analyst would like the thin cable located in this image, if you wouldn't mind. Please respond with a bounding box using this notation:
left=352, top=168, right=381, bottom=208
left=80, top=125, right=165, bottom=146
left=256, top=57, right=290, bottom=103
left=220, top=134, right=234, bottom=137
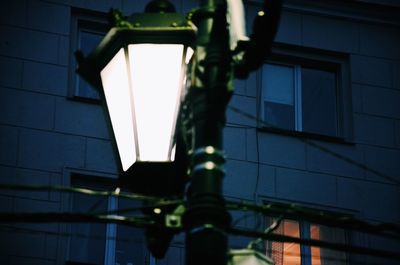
left=2, top=183, right=399, bottom=239
left=96, top=200, right=183, bottom=216
left=88, top=196, right=108, bottom=213
left=253, top=128, right=261, bottom=201
left=0, top=208, right=398, bottom=260
left=0, top=225, right=132, bottom=243
left=229, top=226, right=400, bottom=260
left=253, top=129, right=262, bottom=231
left=0, top=212, right=155, bottom=228
left=247, top=214, right=284, bottom=249
left=1, top=225, right=388, bottom=265
left=226, top=200, right=400, bottom=239
left=0, top=183, right=183, bottom=204
left=232, top=213, right=256, bottom=227
left=0, top=227, right=390, bottom=265
left=0, top=225, right=151, bottom=250
left=228, top=105, right=400, bottom=186
left=2, top=211, right=398, bottom=260
left=264, top=248, right=383, bottom=265
left=2, top=226, right=381, bottom=265
left=1, top=212, right=150, bottom=226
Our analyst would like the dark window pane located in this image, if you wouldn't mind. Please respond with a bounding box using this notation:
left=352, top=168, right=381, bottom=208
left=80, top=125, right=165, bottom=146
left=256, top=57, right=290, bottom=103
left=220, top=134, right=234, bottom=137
left=77, top=76, right=100, bottom=99
left=79, top=31, right=103, bottom=55
left=115, top=198, right=147, bottom=265
left=76, top=31, right=103, bottom=99
left=262, top=64, right=295, bottom=130
left=310, top=224, right=347, bottom=265
left=264, top=101, right=295, bottom=130
left=158, top=246, right=184, bottom=265
left=69, top=194, right=107, bottom=264
left=301, top=68, right=338, bottom=137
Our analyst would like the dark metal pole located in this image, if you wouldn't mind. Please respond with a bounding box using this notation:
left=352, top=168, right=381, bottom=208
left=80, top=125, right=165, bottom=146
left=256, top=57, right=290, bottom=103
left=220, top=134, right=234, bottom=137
left=184, top=0, right=232, bottom=265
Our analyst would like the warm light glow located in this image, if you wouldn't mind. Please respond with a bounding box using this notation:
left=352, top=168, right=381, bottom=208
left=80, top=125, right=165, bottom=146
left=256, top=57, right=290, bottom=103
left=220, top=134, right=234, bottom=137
left=282, top=221, right=301, bottom=265
left=128, top=44, right=185, bottom=161
left=310, top=225, right=322, bottom=265
left=153, top=208, right=162, bottom=214
left=271, top=220, right=301, bottom=265
left=101, top=48, right=137, bottom=171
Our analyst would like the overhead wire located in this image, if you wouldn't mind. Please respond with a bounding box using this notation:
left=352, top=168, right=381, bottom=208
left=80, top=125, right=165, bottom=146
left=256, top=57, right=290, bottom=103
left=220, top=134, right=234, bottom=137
left=231, top=212, right=258, bottom=227
left=0, top=183, right=183, bottom=205
left=225, top=103, right=400, bottom=260
left=0, top=225, right=141, bottom=244
left=226, top=200, right=400, bottom=239
left=228, top=226, right=400, bottom=260
left=0, top=183, right=399, bottom=259
left=228, top=105, right=400, bottom=186
left=264, top=249, right=361, bottom=265
left=3, top=225, right=384, bottom=265
left=247, top=214, right=284, bottom=249
left=0, top=212, right=154, bottom=228
left=95, top=200, right=183, bottom=216
left=0, top=183, right=183, bottom=225
left=0, top=209, right=398, bottom=260
left=0, top=132, right=399, bottom=260
left=252, top=123, right=263, bottom=231
left=1, top=182, right=400, bottom=239
left=272, top=251, right=398, bottom=265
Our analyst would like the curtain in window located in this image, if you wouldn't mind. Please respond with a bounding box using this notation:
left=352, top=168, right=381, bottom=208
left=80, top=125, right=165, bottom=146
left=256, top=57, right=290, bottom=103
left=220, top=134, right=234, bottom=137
left=265, top=218, right=284, bottom=265
left=271, top=222, right=284, bottom=265
left=265, top=219, right=302, bottom=265
left=312, top=225, right=347, bottom=265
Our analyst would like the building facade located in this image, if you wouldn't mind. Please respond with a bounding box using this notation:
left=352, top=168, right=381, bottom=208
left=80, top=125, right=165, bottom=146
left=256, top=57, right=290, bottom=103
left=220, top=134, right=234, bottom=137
left=0, top=0, right=399, bottom=264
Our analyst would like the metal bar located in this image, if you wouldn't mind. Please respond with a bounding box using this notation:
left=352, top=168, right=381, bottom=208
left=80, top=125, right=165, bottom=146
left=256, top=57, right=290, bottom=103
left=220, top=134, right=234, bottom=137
left=184, top=1, right=233, bottom=265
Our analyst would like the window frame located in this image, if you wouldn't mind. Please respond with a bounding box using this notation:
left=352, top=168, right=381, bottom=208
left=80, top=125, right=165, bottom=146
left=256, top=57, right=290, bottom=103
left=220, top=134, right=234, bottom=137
left=68, top=8, right=109, bottom=103
left=257, top=44, right=353, bottom=143
left=63, top=172, right=150, bottom=265
left=263, top=206, right=351, bottom=265
left=66, top=174, right=118, bottom=265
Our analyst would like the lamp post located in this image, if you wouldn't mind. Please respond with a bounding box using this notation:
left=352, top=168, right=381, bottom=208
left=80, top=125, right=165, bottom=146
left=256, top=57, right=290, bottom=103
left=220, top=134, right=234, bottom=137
left=76, top=0, right=281, bottom=264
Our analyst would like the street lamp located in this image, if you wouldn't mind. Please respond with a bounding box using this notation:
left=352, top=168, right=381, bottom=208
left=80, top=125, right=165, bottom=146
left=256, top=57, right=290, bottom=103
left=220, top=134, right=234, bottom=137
left=76, top=0, right=281, bottom=264
left=76, top=2, right=196, bottom=257
left=76, top=2, right=195, bottom=173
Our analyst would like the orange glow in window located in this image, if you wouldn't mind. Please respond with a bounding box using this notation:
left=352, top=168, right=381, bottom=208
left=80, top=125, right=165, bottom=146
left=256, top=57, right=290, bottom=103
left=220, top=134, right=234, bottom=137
left=271, top=220, right=301, bottom=265
left=310, top=225, right=321, bottom=265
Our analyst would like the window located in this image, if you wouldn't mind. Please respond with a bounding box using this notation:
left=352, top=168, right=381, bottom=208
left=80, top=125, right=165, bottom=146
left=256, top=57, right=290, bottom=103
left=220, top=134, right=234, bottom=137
left=259, top=46, right=351, bottom=140
left=265, top=218, right=348, bottom=265
left=69, top=9, right=109, bottom=101
left=67, top=175, right=149, bottom=265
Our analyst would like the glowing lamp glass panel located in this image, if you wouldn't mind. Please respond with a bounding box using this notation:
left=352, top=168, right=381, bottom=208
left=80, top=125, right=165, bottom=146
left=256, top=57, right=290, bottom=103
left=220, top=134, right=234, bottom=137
left=100, top=43, right=189, bottom=171
left=128, top=44, right=184, bottom=162
left=100, top=48, right=137, bottom=171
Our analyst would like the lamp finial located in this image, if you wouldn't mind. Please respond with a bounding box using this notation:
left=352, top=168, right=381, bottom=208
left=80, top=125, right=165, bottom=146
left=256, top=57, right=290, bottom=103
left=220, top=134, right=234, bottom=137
left=145, top=0, right=176, bottom=13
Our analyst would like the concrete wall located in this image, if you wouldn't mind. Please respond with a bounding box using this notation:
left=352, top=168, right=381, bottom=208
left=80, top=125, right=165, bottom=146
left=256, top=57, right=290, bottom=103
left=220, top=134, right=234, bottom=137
left=0, top=0, right=399, bottom=264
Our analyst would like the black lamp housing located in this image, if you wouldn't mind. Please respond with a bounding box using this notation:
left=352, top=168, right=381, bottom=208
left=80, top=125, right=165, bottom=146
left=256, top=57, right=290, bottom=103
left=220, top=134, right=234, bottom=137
left=75, top=4, right=195, bottom=197
left=76, top=9, right=195, bottom=92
